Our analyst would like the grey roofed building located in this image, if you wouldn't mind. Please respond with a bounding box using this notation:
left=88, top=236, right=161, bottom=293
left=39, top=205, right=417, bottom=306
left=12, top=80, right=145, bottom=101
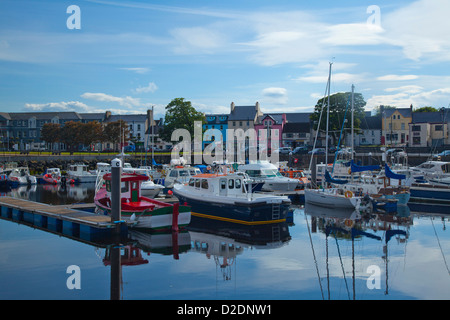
left=228, top=105, right=260, bottom=121
left=283, top=122, right=310, bottom=133
left=360, top=115, right=382, bottom=130
left=285, top=112, right=311, bottom=123
left=411, top=110, right=450, bottom=123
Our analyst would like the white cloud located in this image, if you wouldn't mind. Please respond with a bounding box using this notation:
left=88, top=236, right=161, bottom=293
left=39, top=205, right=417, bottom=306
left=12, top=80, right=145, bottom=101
left=382, top=0, right=450, bottom=61
left=377, top=74, right=419, bottom=81
left=120, top=67, right=150, bottom=74
left=81, top=92, right=140, bottom=108
left=384, top=85, right=424, bottom=94
left=24, top=101, right=92, bottom=112
left=366, top=87, right=450, bottom=109
left=170, top=27, right=226, bottom=54
left=261, top=87, right=288, bottom=105
left=134, top=82, right=158, bottom=94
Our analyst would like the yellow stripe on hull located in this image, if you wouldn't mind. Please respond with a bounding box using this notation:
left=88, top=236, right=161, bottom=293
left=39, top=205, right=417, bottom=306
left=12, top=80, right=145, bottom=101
left=191, top=211, right=286, bottom=225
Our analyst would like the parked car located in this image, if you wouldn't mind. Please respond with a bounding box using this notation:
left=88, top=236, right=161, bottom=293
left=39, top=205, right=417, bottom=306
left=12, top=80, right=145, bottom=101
left=274, top=147, right=292, bottom=154
left=308, top=148, right=326, bottom=155
left=290, top=146, right=309, bottom=155
left=433, top=150, right=450, bottom=160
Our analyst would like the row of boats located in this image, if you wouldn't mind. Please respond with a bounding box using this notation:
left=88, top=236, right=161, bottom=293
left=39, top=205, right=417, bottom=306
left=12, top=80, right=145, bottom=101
left=3, top=149, right=450, bottom=232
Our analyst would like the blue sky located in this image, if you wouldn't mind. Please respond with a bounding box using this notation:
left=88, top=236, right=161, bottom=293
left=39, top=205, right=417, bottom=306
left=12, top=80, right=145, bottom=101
left=1, top=0, right=450, bottom=119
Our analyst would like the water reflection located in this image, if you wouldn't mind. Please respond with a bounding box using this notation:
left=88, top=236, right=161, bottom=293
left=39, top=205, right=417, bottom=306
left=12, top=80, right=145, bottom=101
left=304, top=203, right=412, bottom=299
left=4, top=183, right=95, bottom=205
left=0, top=183, right=449, bottom=300
left=188, top=217, right=291, bottom=283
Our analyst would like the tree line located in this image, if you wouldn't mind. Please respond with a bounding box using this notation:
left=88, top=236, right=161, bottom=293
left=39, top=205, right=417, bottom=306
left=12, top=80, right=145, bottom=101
left=41, top=120, right=130, bottom=152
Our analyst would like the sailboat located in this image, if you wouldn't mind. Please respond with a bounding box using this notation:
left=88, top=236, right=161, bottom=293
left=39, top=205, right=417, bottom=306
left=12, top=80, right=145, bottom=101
left=304, top=64, right=365, bottom=210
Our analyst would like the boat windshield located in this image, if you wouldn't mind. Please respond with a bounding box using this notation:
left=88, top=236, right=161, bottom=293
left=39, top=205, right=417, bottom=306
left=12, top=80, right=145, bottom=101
left=178, top=170, right=190, bottom=177
left=261, top=169, right=282, bottom=177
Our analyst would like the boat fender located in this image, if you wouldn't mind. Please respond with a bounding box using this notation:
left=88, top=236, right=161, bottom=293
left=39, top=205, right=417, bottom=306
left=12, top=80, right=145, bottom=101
left=344, top=190, right=353, bottom=198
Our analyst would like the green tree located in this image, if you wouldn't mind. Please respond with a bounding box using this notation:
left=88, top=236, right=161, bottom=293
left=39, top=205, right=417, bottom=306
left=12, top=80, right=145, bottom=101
left=103, top=120, right=130, bottom=151
left=310, top=92, right=366, bottom=144
left=79, top=121, right=103, bottom=150
left=40, top=123, right=61, bottom=149
left=159, top=98, right=205, bottom=142
left=60, top=121, right=83, bottom=152
left=414, top=106, right=438, bottom=112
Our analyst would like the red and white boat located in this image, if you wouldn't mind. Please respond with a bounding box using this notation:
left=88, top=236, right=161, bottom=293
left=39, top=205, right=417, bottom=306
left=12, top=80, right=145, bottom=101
left=42, top=168, right=62, bottom=185
left=94, top=172, right=191, bottom=230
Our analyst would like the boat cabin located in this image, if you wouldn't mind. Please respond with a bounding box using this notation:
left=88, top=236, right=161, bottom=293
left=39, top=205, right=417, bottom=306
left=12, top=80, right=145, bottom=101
left=238, top=162, right=283, bottom=178
left=68, top=164, right=89, bottom=175
left=104, top=173, right=149, bottom=203
left=412, top=161, right=450, bottom=176
left=187, top=174, right=247, bottom=197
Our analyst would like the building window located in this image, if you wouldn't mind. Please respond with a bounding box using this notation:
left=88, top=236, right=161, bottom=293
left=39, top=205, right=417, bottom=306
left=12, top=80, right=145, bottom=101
left=435, top=125, right=443, bottom=131
left=401, top=123, right=405, bottom=130
left=239, top=121, right=242, bottom=126
left=233, top=121, right=236, bottom=126
left=412, top=125, right=421, bottom=132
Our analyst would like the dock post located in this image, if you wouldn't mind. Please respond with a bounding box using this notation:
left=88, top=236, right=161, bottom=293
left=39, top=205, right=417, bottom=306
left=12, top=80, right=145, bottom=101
left=111, top=158, right=122, bottom=235
left=172, top=202, right=179, bottom=232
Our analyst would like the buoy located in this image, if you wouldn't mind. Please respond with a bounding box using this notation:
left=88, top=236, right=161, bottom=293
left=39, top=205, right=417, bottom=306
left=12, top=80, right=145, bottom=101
left=168, top=190, right=173, bottom=195
left=344, top=190, right=353, bottom=198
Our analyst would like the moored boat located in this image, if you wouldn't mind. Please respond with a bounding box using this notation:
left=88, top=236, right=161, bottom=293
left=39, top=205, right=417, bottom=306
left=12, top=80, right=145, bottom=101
left=43, top=168, right=62, bottom=184
left=8, top=166, right=37, bottom=186
left=67, top=163, right=97, bottom=183
left=94, top=172, right=191, bottom=230
left=237, top=161, right=299, bottom=192
left=172, top=172, right=291, bottom=225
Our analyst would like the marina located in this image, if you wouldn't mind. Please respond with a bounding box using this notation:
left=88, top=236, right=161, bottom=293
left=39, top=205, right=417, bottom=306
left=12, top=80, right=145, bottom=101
left=0, top=178, right=449, bottom=300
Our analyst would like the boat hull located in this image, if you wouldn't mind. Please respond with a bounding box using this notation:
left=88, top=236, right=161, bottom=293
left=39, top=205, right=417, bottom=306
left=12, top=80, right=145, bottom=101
left=410, top=184, right=450, bottom=204
left=140, top=186, right=164, bottom=198
left=173, top=189, right=290, bottom=225
left=304, top=188, right=360, bottom=209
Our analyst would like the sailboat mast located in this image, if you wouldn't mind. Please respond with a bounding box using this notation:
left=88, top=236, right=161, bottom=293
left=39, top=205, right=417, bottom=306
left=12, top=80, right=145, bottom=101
left=326, top=62, right=332, bottom=168
left=351, top=84, right=355, bottom=160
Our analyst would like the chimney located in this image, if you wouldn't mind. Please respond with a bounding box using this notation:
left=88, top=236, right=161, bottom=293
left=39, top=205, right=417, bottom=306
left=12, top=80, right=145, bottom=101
left=231, top=102, right=235, bottom=113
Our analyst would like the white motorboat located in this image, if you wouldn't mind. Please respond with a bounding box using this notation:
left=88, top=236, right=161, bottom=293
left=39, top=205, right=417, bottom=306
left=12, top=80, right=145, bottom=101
left=304, top=187, right=361, bottom=210
left=173, top=172, right=291, bottom=224
left=8, top=166, right=37, bottom=185
left=66, top=163, right=97, bottom=183
left=237, top=161, right=299, bottom=192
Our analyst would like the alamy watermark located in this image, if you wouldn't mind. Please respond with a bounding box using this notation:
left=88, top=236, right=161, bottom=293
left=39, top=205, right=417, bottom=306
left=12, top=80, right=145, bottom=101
left=66, top=5, right=81, bottom=30
left=66, top=265, right=81, bottom=290
left=170, top=121, right=280, bottom=165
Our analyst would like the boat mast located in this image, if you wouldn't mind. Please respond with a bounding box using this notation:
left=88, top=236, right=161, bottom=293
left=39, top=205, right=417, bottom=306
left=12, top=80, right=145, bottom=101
left=326, top=62, right=332, bottom=167
left=351, top=84, right=354, bottom=160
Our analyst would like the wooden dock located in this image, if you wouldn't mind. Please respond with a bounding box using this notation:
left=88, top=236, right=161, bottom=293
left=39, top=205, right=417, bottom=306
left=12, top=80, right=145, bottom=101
left=0, top=197, right=128, bottom=241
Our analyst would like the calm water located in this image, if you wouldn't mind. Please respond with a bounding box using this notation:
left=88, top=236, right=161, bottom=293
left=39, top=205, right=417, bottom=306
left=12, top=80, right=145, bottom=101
left=0, top=184, right=449, bottom=300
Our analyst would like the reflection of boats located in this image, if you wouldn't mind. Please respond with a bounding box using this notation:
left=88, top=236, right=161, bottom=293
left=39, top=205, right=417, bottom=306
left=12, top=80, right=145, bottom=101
left=189, top=216, right=290, bottom=282
left=305, top=203, right=410, bottom=299
left=173, top=172, right=291, bottom=224
left=129, top=229, right=191, bottom=258
left=43, top=168, right=62, bottom=184
left=95, top=172, right=191, bottom=230
left=67, top=164, right=97, bottom=183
